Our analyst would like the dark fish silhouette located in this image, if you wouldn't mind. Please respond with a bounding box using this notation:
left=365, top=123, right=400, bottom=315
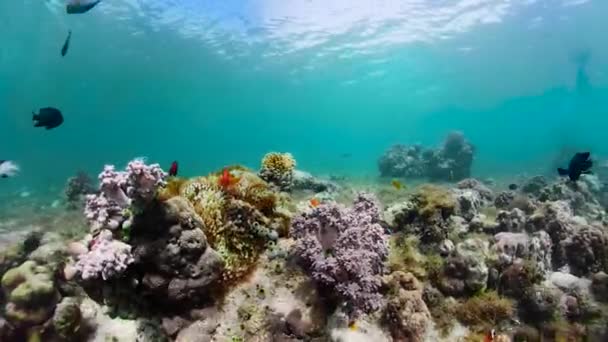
left=508, top=183, right=518, bottom=190
left=61, top=30, right=72, bottom=57
left=33, top=107, right=64, bottom=130
left=66, top=0, right=101, bottom=14
left=557, top=152, right=592, bottom=181
left=169, top=161, right=178, bottom=176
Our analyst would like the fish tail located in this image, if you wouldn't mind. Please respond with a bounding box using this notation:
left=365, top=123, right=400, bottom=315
left=32, top=112, right=38, bottom=120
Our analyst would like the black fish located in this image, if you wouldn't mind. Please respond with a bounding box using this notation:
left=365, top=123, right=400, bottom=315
left=557, top=152, right=592, bottom=181
left=508, top=183, right=518, bottom=190
left=33, top=107, right=64, bottom=130
left=61, top=30, right=72, bottom=57
left=66, top=0, right=101, bottom=14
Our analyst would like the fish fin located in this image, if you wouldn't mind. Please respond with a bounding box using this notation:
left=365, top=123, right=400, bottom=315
left=583, top=160, right=593, bottom=169
left=577, top=152, right=591, bottom=160
left=557, top=168, right=569, bottom=176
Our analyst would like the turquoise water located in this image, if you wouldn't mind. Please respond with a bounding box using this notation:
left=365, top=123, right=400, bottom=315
left=1, top=0, right=607, bottom=195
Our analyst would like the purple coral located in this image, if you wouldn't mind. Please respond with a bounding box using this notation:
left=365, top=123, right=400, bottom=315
left=291, top=193, right=388, bottom=318
left=84, top=159, right=166, bottom=231
left=74, top=230, right=134, bottom=280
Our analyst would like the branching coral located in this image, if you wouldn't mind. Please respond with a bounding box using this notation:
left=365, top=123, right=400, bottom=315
left=259, top=152, right=296, bottom=191
left=291, top=193, right=388, bottom=318
left=74, top=229, right=134, bottom=281
left=84, top=159, right=166, bottom=232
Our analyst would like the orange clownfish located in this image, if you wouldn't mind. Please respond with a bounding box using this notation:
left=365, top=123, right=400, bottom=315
left=218, top=168, right=238, bottom=188
left=483, top=329, right=496, bottom=342
left=310, top=198, right=320, bottom=207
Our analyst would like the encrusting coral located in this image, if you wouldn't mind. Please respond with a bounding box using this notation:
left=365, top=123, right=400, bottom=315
left=382, top=271, right=431, bottom=342
left=290, top=193, right=388, bottom=319
left=454, top=291, right=515, bottom=331
left=385, top=184, right=457, bottom=245
left=259, top=152, right=296, bottom=192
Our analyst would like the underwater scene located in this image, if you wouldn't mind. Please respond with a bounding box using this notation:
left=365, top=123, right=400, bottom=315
left=1, top=0, right=608, bottom=341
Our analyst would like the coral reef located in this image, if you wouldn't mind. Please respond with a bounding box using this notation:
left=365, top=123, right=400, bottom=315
left=378, top=131, right=475, bottom=181
left=454, top=291, right=515, bottom=331
left=52, top=297, right=83, bottom=339
left=385, top=184, right=457, bottom=245
left=64, top=171, right=96, bottom=209
left=1, top=260, right=59, bottom=326
left=291, top=193, right=388, bottom=318
left=129, top=196, right=224, bottom=306
left=382, top=271, right=431, bottom=342
left=437, top=238, right=489, bottom=296
left=292, top=170, right=339, bottom=193
left=259, top=152, right=296, bottom=192
left=73, top=229, right=134, bottom=281
left=84, top=159, right=166, bottom=233
left=174, top=168, right=290, bottom=282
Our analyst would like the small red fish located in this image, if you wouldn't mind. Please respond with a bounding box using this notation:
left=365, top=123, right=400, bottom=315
left=169, top=161, right=178, bottom=177
left=483, top=329, right=496, bottom=342
left=310, top=198, right=320, bottom=207
left=218, top=168, right=233, bottom=188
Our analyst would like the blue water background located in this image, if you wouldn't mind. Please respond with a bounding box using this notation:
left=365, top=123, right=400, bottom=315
left=0, top=0, right=607, bottom=198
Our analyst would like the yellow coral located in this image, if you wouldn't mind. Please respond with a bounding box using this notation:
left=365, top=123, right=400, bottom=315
left=157, top=177, right=188, bottom=201
left=412, top=184, right=456, bottom=219
left=261, top=152, right=296, bottom=175
left=156, top=167, right=291, bottom=284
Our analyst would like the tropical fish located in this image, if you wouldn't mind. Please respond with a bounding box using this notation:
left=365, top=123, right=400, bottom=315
left=33, top=107, right=63, bottom=129
left=218, top=168, right=237, bottom=188
left=168, top=161, right=178, bottom=177
left=483, top=329, right=496, bottom=342
left=557, top=151, right=592, bottom=181
left=508, top=183, right=518, bottom=190
left=0, top=160, right=19, bottom=178
left=348, top=321, right=357, bottom=331
left=391, top=179, right=404, bottom=190
left=61, top=30, right=72, bottom=57
left=310, top=198, right=320, bottom=207
left=66, top=0, right=101, bottom=14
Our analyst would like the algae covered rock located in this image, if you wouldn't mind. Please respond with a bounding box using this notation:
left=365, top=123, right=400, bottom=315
left=437, top=238, right=489, bottom=296
left=1, top=260, right=58, bottom=326
left=52, top=297, right=82, bottom=339
left=381, top=271, right=431, bottom=342
left=131, top=196, right=224, bottom=306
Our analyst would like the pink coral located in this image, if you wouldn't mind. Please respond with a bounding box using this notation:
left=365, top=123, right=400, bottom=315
left=291, top=193, right=388, bottom=318
left=74, top=230, right=134, bottom=280
left=84, top=159, right=166, bottom=231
